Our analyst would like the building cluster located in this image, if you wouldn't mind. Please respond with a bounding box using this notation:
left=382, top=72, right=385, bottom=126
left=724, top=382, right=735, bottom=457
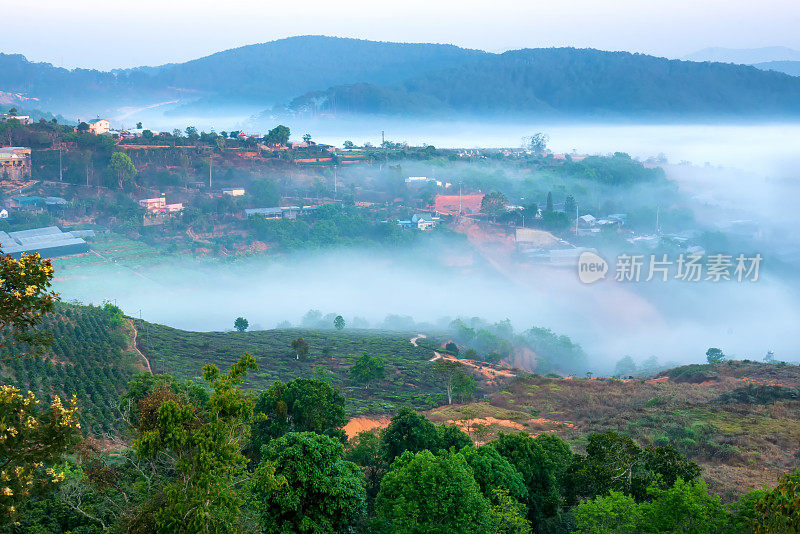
left=0, top=114, right=32, bottom=125
left=577, top=213, right=627, bottom=235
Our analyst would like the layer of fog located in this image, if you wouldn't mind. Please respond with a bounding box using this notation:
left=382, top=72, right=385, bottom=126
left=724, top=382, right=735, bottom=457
left=132, top=109, right=800, bottom=173
left=53, top=238, right=800, bottom=374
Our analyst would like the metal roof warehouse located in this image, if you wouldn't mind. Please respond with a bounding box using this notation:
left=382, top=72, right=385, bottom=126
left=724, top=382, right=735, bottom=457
left=0, top=226, right=90, bottom=258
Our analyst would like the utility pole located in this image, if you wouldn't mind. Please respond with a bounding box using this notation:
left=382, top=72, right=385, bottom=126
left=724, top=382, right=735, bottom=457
left=576, top=202, right=579, bottom=236
left=209, top=156, right=212, bottom=189
left=458, top=182, right=462, bottom=216
left=655, top=205, right=660, bottom=235
left=58, top=144, right=63, bottom=182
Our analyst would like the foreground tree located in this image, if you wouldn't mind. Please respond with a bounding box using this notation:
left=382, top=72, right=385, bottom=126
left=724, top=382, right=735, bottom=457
left=749, top=469, right=800, bottom=532
left=564, top=431, right=701, bottom=504
left=376, top=449, right=493, bottom=533
left=253, top=432, right=365, bottom=533
left=133, top=354, right=258, bottom=532
left=461, top=445, right=528, bottom=507
left=573, top=478, right=729, bottom=534
left=251, top=378, right=347, bottom=454
left=491, top=432, right=560, bottom=527
left=0, top=386, right=81, bottom=522
left=346, top=430, right=386, bottom=504
left=381, top=408, right=440, bottom=464
left=0, top=253, right=58, bottom=359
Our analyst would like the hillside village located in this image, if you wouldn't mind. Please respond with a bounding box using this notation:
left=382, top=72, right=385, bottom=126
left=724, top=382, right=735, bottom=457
left=0, top=110, right=740, bottom=267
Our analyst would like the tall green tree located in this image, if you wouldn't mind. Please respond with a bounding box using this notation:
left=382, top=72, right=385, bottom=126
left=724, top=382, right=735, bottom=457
left=491, top=432, right=560, bottom=527
left=460, top=445, right=528, bottom=506
left=376, top=449, right=493, bottom=533
left=381, top=408, right=440, bottom=464
left=108, top=152, right=136, bottom=190
left=252, top=432, right=366, bottom=534
left=251, top=378, right=347, bottom=454
left=706, top=347, right=725, bottom=364
left=133, top=354, right=258, bottom=532
left=263, top=125, right=290, bottom=146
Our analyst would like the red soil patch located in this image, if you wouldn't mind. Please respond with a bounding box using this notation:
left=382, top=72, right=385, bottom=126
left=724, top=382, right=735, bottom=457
left=344, top=416, right=391, bottom=439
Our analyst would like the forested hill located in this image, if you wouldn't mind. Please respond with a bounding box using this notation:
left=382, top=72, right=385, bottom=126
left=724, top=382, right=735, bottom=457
left=0, top=36, right=486, bottom=115
left=4, top=37, right=800, bottom=119
left=143, top=36, right=487, bottom=103
left=287, top=47, right=800, bottom=118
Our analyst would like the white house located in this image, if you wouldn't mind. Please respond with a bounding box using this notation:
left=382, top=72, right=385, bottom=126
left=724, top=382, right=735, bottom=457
left=86, top=118, right=110, bottom=135
left=222, top=187, right=245, bottom=197
left=412, top=213, right=440, bottom=230
left=0, top=209, right=8, bottom=219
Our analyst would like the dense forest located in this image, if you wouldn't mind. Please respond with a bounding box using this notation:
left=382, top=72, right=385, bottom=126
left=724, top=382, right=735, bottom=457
left=289, top=48, right=800, bottom=117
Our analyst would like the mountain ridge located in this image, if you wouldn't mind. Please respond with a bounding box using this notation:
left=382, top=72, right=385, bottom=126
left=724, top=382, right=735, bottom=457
left=1, top=36, right=799, bottom=120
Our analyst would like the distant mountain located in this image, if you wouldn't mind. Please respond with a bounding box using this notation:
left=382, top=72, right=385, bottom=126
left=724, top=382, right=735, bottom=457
left=2, top=37, right=800, bottom=122
left=752, top=60, right=800, bottom=77
left=286, top=48, right=800, bottom=118
left=144, top=36, right=486, bottom=103
left=683, top=46, right=800, bottom=65
left=0, top=53, right=164, bottom=115
left=0, top=36, right=486, bottom=118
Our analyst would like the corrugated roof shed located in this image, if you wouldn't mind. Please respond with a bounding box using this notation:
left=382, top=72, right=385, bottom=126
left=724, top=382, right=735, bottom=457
left=1, top=226, right=88, bottom=258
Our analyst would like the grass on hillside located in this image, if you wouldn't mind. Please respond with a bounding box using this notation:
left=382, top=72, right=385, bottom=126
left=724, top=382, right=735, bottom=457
left=424, top=361, right=800, bottom=501
left=134, top=320, right=453, bottom=415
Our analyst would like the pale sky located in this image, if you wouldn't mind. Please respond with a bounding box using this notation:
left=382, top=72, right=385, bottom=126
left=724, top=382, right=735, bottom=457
left=6, top=0, right=800, bottom=70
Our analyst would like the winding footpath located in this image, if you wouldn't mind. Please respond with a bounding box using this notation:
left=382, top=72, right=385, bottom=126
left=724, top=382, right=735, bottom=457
left=127, top=318, right=152, bottom=374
